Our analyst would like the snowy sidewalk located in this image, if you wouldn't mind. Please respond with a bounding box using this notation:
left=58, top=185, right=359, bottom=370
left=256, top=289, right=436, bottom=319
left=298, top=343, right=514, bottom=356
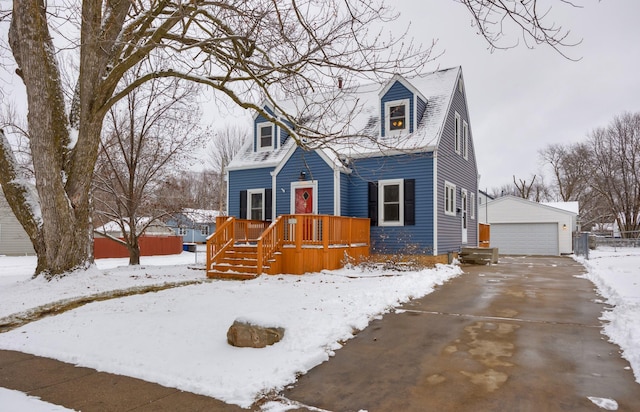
left=0, top=349, right=245, bottom=412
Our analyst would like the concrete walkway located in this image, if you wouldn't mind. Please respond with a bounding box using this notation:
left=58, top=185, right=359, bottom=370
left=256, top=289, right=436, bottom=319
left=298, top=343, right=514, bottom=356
left=282, top=256, right=640, bottom=411
left=1, top=256, right=638, bottom=411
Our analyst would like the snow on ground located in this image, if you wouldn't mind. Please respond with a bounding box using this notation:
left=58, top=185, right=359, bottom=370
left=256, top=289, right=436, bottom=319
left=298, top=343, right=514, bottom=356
left=0, top=387, right=74, bottom=412
left=0, top=253, right=461, bottom=408
left=0, top=247, right=638, bottom=409
left=574, top=247, right=640, bottom=384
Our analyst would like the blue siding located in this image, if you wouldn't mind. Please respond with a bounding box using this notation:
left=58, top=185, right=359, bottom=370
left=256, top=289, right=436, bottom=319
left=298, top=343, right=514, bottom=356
left=380, top=81, right=415, bottom=137
left=228, top=167, right=274, bottom=217
left=340, top=171, right=349, bottom=216
left=348, top=154, right=434, bottom=254
left=275, top=148, right=335, bottom=215
left=436, top=74, right=479, bottom=253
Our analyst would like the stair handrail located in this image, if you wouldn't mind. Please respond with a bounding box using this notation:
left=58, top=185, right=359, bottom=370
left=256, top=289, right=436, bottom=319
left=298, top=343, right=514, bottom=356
left=206, top=216, right=235, bottom=271
left=256, top=216, right=284, bottom=275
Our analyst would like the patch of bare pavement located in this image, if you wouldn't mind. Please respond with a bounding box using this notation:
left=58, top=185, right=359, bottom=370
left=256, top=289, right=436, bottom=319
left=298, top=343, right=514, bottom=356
left=281, top=256, right=640, bottom=412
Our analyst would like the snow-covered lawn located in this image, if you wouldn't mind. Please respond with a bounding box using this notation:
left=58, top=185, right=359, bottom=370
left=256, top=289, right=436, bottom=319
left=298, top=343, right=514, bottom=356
left=574, top=247, right=640, bottom=383
left=0, top=252, right=461, bottom=409
left=0, top=247, right=638, bottom=411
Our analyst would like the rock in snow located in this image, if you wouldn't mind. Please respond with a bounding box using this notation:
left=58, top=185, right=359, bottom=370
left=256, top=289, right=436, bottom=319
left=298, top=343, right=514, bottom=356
left=227, top=320, right=285, bottom=348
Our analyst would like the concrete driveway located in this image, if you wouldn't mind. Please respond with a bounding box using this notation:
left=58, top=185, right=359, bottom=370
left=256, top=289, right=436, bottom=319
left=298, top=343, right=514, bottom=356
left=283, top=256, right=640, bottom=411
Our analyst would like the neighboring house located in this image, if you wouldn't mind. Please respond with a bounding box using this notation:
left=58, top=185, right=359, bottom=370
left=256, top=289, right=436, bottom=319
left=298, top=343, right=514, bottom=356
left=166, top=209, right=220, bottom=243
left=225, top=66, right=478, bottom=261
left=478, top=196, right=578, bottom=256
left=94, top=218, right=181, bottom=259
left=95, top=218, right=176, bottom=238
left=0, top=189, right=35, bottom=256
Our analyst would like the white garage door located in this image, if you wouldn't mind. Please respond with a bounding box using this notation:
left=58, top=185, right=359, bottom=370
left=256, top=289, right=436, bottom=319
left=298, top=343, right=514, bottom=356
left=491, top=223, right=559, bottom=255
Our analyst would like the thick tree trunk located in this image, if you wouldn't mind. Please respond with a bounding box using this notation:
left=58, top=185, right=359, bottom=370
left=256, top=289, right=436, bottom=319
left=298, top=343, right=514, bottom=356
left=8, top=0, right=93, bottom=277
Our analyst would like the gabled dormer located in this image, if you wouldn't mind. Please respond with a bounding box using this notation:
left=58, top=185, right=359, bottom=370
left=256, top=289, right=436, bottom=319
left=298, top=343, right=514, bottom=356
left=379, top=75, right=428, bottom=138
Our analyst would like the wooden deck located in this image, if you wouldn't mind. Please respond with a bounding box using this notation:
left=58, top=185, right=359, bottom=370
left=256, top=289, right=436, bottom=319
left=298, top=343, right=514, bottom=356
left=206, top=215, right=370, bottom=279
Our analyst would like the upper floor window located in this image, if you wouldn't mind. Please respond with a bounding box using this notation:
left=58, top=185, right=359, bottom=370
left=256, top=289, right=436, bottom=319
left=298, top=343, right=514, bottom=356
left=378, top=179, right=404, bottom=226
left=462, top=120, right=469, bottom=159
left=257, top=122, right=274, bottom=151
left=384, top=99, right=410, bottom=137
left=454, top=112, right=461, bottom=154
left=445, top=181, right=456, bottom=216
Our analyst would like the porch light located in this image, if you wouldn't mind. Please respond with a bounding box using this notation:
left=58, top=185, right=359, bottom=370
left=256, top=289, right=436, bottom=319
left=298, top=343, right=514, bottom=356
left=562, top=224, right=568, bottom=231
left=299, top=171, right=307, bottom=181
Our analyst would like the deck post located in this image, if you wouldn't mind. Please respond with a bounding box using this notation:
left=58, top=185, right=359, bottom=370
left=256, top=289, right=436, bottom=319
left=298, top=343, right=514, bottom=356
left=322, top=215, right=329, bottom=268
left=295, top=216, right=303, bottom=274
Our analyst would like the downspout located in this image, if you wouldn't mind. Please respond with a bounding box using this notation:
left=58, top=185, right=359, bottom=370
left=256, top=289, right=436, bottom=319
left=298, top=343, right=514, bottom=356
left=270, top=170, right=277, bottom=221
left=433, top=150, right=438, bottom=256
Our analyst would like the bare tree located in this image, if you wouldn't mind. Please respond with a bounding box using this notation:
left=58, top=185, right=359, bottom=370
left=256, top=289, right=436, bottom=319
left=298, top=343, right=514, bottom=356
left=588, top=112, right=640, bottom=238
left=539, top=142, right=591, bottom=202
left=207, top=125, right=249, bottom=212
left=93, top=74, right=205, bottom=265
left=0, top=1, right=583, bottom=277
left=513, top=174, right=537, bottom=199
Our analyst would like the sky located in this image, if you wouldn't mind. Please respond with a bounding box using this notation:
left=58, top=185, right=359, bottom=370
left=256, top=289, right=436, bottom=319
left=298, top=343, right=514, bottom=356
left=2, top=1, right=639, bottom=192
left=399, top=0, right=640, bottom=191
left=0, top=248, right=638, bottom=411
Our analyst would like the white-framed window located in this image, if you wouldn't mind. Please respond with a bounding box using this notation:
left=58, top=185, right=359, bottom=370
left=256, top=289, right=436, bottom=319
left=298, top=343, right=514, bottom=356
left=384, top=99, right=410, bottom=137
left=462, top=120, right=469, bottom=159
left=444, top=181, right=456, bottom=216
left=200, top=225, right=209, bottom=236
left=247, top=188, right=265, bottom=220
left=454, top=112, right=461, bottom=154
left=378, top=178, right=404, bottom=226
left=470, top=193, right=476, bottom=219
left=256, top=122, right=274, bottom=151
left=178, top=227, right=188, bottom=236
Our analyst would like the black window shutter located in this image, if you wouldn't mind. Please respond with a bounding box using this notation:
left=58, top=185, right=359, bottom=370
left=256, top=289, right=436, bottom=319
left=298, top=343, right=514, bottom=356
left=368, top=182, right=378, bottom=226
left=404, top=179, right=415, bottom=226
left=265, top=189, right=273, bottom=221
left=239, top=190, right=247, bottom=219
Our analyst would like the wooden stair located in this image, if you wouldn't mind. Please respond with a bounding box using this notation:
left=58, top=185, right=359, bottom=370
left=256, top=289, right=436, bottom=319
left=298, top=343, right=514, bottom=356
left=207, top=244, right=276, bottom=280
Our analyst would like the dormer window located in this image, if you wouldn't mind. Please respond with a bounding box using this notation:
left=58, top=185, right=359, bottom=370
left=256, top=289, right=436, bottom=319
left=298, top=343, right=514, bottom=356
left=389, top=105, right=405, bottom=130
left=257, top=122, right=274, bottom=151
left=384, top=99, right=410, bottom=137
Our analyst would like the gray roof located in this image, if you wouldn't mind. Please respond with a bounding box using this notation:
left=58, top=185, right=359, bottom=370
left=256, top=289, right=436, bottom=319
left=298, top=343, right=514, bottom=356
left=228, top=66, right=461, bottom=170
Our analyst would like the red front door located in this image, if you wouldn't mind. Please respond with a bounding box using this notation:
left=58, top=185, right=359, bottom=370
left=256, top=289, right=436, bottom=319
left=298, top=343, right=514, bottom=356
left=295, top=187, right=313, bottom=214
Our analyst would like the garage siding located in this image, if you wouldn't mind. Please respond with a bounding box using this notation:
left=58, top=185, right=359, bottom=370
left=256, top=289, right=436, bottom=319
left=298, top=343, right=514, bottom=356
left=491, top=223, right=559, bottom=255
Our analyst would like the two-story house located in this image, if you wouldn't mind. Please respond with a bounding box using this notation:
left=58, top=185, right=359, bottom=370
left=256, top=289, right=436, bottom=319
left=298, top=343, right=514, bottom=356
left=212, top=66, right=478, bottom=277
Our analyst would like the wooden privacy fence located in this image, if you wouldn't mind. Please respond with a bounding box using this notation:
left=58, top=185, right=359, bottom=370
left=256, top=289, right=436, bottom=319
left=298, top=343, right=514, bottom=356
left=479, top=223, right=490, bottom=248
left=94, top=235, right=183, bottom=259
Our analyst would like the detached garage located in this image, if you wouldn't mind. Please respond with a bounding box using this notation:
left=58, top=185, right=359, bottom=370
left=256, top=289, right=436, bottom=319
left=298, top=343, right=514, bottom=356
left=479, top=196, right=578, bottom=256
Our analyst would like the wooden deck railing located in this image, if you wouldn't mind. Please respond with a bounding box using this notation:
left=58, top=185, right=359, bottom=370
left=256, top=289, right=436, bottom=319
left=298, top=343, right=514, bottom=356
left=256, top=216, right=285, bottom=273
left=208, top=214, right=370, bottom=275
left=280, top=214, right=369, bottom=247
left=206, top=216, right=235, bottom=271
